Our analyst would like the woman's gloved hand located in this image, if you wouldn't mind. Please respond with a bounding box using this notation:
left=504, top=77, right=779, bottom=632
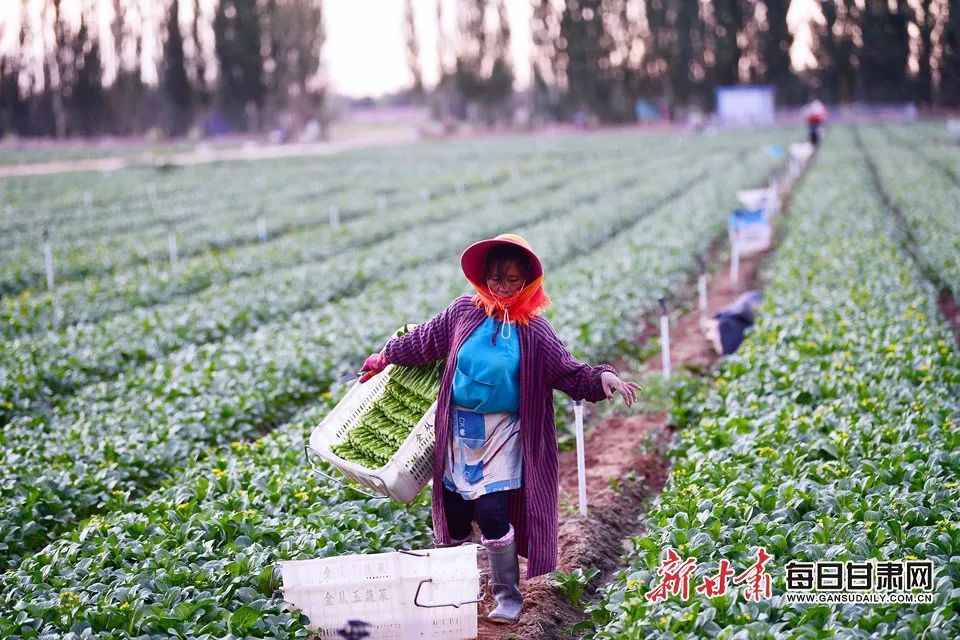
left=359, top=351, right=389, bottom=383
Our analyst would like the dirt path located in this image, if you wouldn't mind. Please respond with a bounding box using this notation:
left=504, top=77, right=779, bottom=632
left=939, top=291, right=960, bottom=350
left=0, top=129, right=418, bottom=178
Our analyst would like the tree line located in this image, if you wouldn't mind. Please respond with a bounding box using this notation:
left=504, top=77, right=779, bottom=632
left=0, top=0, right=325, bottom=138
left=528, top=0, right=960, bottom=122
left=1, top=0, right=958, bottom=138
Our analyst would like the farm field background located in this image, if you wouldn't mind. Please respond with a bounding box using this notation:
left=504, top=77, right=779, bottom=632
left=0, top=138, right=260, bottom=168
left=1, top=124, right=958, bottom=639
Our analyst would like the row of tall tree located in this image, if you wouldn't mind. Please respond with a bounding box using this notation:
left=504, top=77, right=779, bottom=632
left=523, top=0, right=960, bottom=122
left=813, top=0, right=960, bottom=105
left=1, top=0, right=959, bottom=137
left=0, top=0, right=325, bottom=137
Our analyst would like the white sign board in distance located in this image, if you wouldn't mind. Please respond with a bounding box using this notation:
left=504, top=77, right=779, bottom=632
left=716, top=85, right=776, bottom=126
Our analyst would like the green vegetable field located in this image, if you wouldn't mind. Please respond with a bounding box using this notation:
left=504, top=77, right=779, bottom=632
left=1, top=125, right=957, bottom=639
left=586, top=128, right=960, bottom=639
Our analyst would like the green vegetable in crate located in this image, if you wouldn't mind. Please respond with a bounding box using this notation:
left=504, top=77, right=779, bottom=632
left=332, top=360, right=444, bottom=470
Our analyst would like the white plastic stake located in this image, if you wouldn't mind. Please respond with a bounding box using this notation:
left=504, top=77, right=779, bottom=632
left=698, top=274, right=708, bottom=313
left=511, top=167, right=519, bottom=180
left=421, top=187, right=431, bottom=202
left=659, top=297, right=671, bottom=379
left=766, top=184, right=779, bottom=215
left=730, top=242, right=741, bottom=285
left=167, top=226, right=178, bottom=264
left=147, top=182, right=157, bottom=202
left=698, top=272, right=711, bottom=333
left=4, top=204, right=12, bottom=218
left=257, top=215, right=267, bottom=243
left=82, top=190, right=92, bottom=209
left=328, top=205, right=340, bottom=229
left=42, top=228, right=54, bottom=291
left=376, top=195, right=387, bottom=213
left=574, top=399, right=587, bottom=517
left=697, top=256, right=708, bottom=314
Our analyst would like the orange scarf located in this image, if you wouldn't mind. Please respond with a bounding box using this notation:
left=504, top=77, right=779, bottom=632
left=467, top=274, right=552, bottom=326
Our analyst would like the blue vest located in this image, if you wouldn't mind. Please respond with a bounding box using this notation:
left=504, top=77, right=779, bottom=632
left=451, top=316, right=521, bottom=413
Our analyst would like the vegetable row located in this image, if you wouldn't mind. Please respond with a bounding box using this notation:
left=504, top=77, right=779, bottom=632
left=0, top=150, right=662, bottom=422
left=857, top=125, right=960, bottom=300
left=589, top=129, right=960, bottom=639
left=0, top=133, right=682, bottom=295
left=0, top=140, right=681, bottom=339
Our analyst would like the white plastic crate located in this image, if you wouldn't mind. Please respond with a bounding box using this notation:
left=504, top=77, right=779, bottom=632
left=737, top=188, right=767, bottom=211
left=736, top=186, right=780, bottom=215
left=728, top=209, right=772, bottom=254
left=308, top=325, right=439, bottom=503
left=787, top=141, right=814, bottom=177
left=280, top=545, right=481, bottom=639
left=789, top=141, right=814, bottom=162
left=730, top=223, right=772, bottom=254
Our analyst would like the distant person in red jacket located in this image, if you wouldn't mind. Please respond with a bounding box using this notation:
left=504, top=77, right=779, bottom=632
left=805, top=99, right=826, bottom=147
left=359, top=233, right=639, bottom=624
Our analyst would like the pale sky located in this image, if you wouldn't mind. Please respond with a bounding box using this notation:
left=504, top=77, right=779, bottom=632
left=325, top=0, right=532, bottom=97
left=0, top=0, right=815, bottom=99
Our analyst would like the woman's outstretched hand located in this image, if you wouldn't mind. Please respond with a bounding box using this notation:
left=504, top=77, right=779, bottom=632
left=600, top=371, right=642, bottom=407
left=359, top=351, right=388, bottom=383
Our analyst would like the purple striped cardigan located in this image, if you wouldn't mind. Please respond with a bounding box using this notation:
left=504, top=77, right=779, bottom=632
left=384, top=294, right=616, bottom=578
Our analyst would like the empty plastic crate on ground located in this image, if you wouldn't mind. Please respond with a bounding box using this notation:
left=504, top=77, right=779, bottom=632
left=789, top=142, right=814, bottom=162
left=280, top=545, right=481, bottom=639
left=737, top=186, right=780, bottom=215
left=728, top=208, right=772, bottom=254
left=788, top=142, right=814, bottom=176
left=307, top=324, right=437, bottom=503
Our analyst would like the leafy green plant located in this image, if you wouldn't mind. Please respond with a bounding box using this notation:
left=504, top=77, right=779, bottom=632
left=607, top=475, right=622, bottom=493
left=548, top=567, right=601, bottom=608
left=859, top=125, right=960, bottom=302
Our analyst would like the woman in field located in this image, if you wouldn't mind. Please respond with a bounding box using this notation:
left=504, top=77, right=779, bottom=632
left=359, top=233, right=639, bottom=623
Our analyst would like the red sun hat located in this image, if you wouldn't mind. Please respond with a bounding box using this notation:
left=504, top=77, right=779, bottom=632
left=460, top=233, right=544, bottom=286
